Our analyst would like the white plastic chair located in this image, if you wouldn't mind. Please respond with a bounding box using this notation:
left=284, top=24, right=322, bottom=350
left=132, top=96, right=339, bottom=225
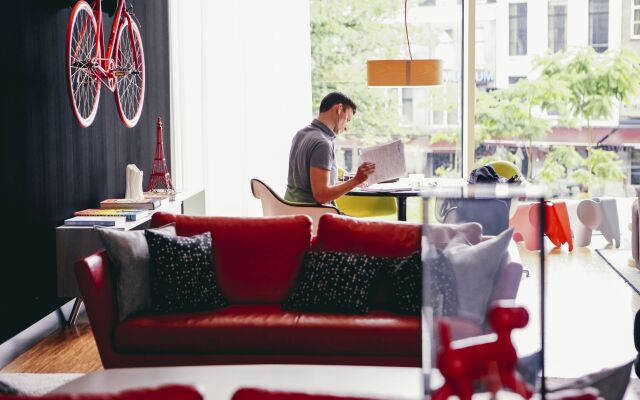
left=250, top=179, right=340, bottom=235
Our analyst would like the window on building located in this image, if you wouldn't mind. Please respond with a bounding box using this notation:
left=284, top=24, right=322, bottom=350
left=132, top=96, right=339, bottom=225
left=402, top=88, right=413, bottom=123
left=548, top=1, right=567, bottom=53
left=509, top=3, right=527, bottom=56
left=589, top=0, right=608, bottom=53
left=508, top=76, right=525, bottom=85
left=419, top=0, right=436, bottom=6
left=447, top=108, right=459, bottom=125
left=632, top=0, right=640, bottom=38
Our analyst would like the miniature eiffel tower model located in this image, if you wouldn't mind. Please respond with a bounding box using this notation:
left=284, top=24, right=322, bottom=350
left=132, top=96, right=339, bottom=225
left=146, top=117, right=175, bottom=192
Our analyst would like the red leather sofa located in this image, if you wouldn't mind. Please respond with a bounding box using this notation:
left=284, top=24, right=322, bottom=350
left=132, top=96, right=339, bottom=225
left=76, top=212, right=523, bottom=369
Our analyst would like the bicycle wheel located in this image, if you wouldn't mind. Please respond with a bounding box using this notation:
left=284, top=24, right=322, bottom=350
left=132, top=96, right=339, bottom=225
left=66, top=1, right=101, bottom=128
left=115, top=17, right=145, bottom=128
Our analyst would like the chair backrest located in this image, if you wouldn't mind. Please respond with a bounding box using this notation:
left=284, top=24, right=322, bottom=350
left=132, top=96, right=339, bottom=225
left=444, top=198, right=510, bottom=236
left=250, top=179, right=339, bottom=234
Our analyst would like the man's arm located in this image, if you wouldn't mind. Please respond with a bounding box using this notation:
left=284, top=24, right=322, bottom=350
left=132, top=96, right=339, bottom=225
left=309, top=162, right=375, bottom=204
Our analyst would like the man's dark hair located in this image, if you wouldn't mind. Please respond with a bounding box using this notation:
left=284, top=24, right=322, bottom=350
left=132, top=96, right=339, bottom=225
left=319, top=92, right=357, bottom=115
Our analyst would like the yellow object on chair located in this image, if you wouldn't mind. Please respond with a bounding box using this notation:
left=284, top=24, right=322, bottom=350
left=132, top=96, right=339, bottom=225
left=335, top=167, right=398, bottom=218
left=486, top=160, right=522, bottom=182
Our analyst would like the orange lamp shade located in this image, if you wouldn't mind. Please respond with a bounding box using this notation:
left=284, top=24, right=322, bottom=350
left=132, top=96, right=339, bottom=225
left=367, top=59, right=442, bottom=87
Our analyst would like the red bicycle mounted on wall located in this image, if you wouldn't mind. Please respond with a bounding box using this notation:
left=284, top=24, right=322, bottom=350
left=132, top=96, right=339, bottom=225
left=66, top=0, right=145, bottom=128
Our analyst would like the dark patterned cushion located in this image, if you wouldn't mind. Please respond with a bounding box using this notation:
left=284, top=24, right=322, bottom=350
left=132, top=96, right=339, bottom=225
left=387, top=250, right=458, bottom=316
left=283, top=251, right=385, bottom=314
left=387, top=252, right=422, bottom=315
left=145, top=230, right=228, bottom=313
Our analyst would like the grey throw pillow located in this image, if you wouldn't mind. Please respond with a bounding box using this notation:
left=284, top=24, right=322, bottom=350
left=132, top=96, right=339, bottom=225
left=442, top=227, right=514, bottom=323
left=95, top=223, right=176, bottom=320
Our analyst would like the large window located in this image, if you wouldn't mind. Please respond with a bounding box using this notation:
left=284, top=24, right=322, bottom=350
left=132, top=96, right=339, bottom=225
left=310, top=0, right=462, bottom=181
left=633, top=0, right=640, bottom=38
left=589, top=0, right=608, bottom=53
left=509, top=3, right=527, bottom=56
left=548, top=1, right=567, bottom=53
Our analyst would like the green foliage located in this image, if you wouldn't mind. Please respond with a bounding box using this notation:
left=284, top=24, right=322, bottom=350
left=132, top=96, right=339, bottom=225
left=311, top=0, right=407, bottom=145
left=537, top=146, right=584, bottom=183
left=590, top=148, right=625, bottom=181
left=536, top=47, right=640, bottom=125
left=475, top=74, right=573, bottom=180
left=475, top=151, right=520, bottom=169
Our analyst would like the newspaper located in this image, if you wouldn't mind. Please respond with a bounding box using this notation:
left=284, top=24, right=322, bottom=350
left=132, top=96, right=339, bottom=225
left=359, top=139, right=407, bottom=184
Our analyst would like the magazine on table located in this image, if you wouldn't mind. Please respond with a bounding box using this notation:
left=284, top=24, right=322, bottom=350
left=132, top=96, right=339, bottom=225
left=359, top=139, right=407, bottom=185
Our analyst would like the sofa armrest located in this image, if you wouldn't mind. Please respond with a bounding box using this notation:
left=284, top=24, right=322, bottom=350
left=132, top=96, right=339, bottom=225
left=75, top=251, right=119, bottom=368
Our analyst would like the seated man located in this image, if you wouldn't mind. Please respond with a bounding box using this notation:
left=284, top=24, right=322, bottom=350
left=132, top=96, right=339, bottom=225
left=285, top=92, right=375, bottom=205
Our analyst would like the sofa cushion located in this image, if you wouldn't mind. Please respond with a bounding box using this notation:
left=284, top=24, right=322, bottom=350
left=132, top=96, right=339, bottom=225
left=95, top=223, right=176, bottom=320
left=312, top=215, right=421, bottom=257
left=150, top=213, right=312, bottom=304
left=115, top=304, right=419, bottom=357
left=146, top=230, right=227, bottom=313
left=386, top=252, right=422, bottom=315
left=283, top=251, right=385, bottom=314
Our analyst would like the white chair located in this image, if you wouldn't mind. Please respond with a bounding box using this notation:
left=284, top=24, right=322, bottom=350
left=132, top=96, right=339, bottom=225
left=250, top=179, right=340, bottom=235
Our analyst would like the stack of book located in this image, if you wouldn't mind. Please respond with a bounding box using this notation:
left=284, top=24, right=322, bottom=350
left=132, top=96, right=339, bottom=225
left=64, top=216, right=127, bottom=228
left=100, top=198, right=162, bottom=210
left=74, top=208, right=151, bottom=221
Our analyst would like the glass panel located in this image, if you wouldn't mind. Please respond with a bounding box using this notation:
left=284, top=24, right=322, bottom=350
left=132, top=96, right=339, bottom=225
left=475, top=0, right=640, bottom=202
left=310, top=0, right=463, bottom=194
left=635, top=9, right=640, bottom=22
left=421, top=184, right=545, bottom=395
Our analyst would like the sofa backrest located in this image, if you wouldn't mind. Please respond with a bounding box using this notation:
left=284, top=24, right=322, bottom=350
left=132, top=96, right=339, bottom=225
left=151, top=213, right=312, bottom=304
left=312, top=214, right=422, bottom=256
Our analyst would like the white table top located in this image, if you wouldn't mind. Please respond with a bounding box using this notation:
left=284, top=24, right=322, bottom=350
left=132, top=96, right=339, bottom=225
left=53, top=364, right=424, bottom=400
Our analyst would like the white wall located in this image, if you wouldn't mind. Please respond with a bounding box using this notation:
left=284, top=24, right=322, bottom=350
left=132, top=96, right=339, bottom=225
left=169, top=0, right=313, bottom=217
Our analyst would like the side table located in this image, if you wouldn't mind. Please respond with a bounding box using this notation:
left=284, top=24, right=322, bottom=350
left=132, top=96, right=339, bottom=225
left=56, top=190, right=204, bottom=325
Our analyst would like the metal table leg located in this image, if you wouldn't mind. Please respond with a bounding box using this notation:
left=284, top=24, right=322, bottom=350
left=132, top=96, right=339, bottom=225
left=67, top=297, right=83, bottom=326
left=398, top=197, right=407, bottom=221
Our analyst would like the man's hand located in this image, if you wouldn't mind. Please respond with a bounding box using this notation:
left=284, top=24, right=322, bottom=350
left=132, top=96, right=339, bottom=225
left=353, top=162, right=376, bottom=184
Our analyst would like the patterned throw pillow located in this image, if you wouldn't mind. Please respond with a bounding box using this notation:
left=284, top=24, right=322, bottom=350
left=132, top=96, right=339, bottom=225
left=387, top=252, right=422, bottom=315
left=387, top=250, right=458, bottom=316
left=145, top=230, right=228, bottom=313
left=283, top=251, right=385, bottom=314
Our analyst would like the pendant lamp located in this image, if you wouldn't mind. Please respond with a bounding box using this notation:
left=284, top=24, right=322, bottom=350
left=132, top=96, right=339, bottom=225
left=367, top=0, right=442, bottom=87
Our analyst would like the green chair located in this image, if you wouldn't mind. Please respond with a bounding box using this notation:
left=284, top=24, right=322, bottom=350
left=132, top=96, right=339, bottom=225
left=335, top=167, right=398, bottom=218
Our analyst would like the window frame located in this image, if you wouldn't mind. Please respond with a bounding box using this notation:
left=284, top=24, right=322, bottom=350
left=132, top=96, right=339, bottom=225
left=547, top=0, right=567, bottom=53
left=632, top=0, right=640, bottom=40
left=588, top=0, right=609, bottom=53
left=508, top=2, right=528, bottom=56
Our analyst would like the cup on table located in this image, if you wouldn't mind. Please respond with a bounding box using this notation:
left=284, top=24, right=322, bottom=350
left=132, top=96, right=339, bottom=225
left=409, top=173, right=425, bottom=189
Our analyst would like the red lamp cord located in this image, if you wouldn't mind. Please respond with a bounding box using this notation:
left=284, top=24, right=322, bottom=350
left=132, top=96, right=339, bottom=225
left=405, top=0, right=413, bottom=60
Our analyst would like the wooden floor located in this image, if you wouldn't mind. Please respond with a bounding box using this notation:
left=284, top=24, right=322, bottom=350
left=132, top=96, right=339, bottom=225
left=0, top=313, right=102, bottom=373
left=2, top=221, right=639, bottom=377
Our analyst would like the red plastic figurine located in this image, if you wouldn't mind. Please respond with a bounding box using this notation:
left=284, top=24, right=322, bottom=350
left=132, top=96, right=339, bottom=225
left=433, top=302, right=533, bottom=400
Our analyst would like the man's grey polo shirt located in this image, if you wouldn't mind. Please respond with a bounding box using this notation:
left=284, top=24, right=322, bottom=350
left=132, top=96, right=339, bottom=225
left=284, top=119, right=337, bottom=204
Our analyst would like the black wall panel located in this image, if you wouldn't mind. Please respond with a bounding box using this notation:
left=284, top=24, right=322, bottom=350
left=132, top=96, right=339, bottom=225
left=0, top=0, right=171, bottom=342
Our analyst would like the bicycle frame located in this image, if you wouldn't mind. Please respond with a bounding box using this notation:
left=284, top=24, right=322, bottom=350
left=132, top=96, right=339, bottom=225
left=88, top=0, right=138, bottom=91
